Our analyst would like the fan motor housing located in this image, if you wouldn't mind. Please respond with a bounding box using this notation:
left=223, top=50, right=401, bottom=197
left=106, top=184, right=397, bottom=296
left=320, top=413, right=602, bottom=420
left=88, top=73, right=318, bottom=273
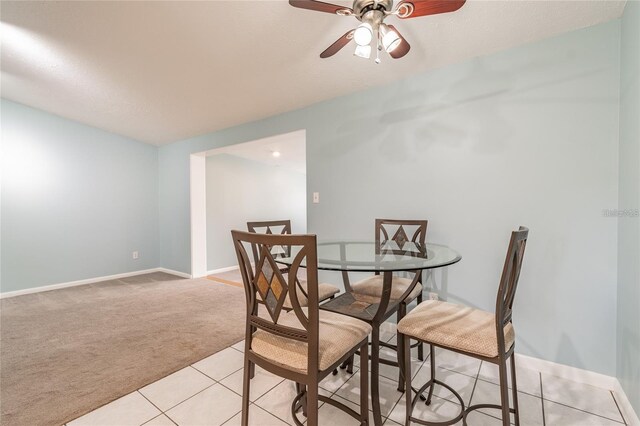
left=353, top=0, right=394, bottom=18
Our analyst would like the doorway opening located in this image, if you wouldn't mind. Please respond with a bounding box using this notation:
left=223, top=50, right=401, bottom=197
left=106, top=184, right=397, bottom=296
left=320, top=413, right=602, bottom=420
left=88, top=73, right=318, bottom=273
left=190, top=130, right=307, bottom=278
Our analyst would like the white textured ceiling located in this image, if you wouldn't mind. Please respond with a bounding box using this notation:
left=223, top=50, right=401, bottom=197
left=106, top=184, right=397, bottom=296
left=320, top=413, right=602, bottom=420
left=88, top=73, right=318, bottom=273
left=0, top=0, right=626, bottom=145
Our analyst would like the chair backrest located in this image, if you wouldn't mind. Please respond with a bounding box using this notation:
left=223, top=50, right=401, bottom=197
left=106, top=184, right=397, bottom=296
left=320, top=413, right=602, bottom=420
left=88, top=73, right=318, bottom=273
left=494, top=226, right=529, bottom=352
left=231, top=230, right=319, bottom=371
left=375, top=219, right=428, bottom=248
left=247, top=220, right=292, bottom=265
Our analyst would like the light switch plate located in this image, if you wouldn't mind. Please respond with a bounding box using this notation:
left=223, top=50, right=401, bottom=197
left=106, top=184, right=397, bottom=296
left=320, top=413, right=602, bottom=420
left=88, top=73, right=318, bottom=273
left=313, top=192, right=320, bottom=204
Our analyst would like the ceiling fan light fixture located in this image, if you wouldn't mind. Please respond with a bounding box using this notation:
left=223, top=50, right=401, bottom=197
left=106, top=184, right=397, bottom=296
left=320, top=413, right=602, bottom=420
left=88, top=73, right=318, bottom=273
left=353, top=22, right=373, bottom=46
left=354, top=44, right=371, bottom=59
left=379, top=24, right=401, bottom=53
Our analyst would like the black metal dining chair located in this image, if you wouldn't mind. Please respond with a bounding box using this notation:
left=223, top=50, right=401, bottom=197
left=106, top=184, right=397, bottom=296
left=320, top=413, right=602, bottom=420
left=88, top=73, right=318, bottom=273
left=398, top=226, right=529, bottom=426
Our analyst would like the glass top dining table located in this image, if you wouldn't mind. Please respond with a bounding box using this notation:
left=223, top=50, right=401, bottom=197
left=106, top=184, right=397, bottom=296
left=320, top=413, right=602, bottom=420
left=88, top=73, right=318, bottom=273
left=276, top=240, right=462, bottom=272
left=276, top=239, right=462, bottom=426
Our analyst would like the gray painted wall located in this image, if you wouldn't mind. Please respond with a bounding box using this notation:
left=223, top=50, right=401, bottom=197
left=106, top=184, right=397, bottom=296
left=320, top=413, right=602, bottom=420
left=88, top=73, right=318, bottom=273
left=158, top=21, right=621, bottom=376
left=1, top=100, right=159, bottom=292
left=616, top=0, right=640, bottom=413
left=206, top=154, right=306, bottom=270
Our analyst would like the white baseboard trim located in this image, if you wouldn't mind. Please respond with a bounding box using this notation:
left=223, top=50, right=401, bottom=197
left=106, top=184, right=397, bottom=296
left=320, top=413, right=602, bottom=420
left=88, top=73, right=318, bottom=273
left=206, top=265, right=239, bottom=275
left=613, top=379, right=640, bottom=426
left=515, top=353, right=618, bottom=389
left=1, top=268, right=160, bottom=299
left=156, top=268, right=192, bottom=279
left=514, top=353, right=640, bottom=423
left=0, top=267, right=193, bottom=299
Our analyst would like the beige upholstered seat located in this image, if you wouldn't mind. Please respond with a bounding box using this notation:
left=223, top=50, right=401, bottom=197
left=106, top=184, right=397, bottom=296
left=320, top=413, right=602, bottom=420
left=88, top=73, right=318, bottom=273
left=351, top=276, right=422, bottom=301
left=282, top=280, right=340, bottom=309
left=252, top=308, right=372, bottom=373
left=397, top=300, right=514, bottom=358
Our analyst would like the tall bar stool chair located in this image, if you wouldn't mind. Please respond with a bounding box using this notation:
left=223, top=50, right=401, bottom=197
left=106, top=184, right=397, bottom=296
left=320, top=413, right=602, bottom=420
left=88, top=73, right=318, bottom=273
left=232, top=230, right=371, bottom=426
left=345, top=219, right=428, bottom=389
left=398, top=226, right=529, bottom=426
left=247, top=220, right=340, bottom=309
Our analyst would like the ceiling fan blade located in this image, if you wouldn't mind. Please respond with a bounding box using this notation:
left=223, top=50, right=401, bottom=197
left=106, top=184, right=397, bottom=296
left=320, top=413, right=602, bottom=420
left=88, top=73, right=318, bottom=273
left=289, top=0, right=353, bottom=15
left=396, top=0, right=465, bottom=19
left=320, top=30, right=354, bottom=58
left=387, top=25, right=411, bottom=59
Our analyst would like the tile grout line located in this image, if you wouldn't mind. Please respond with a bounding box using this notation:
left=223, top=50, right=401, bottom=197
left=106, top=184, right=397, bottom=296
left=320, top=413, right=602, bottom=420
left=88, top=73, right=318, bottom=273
left=537, top=372, right=546, bottom=426
left=214, top=351, right=368, bottom=424
left=538, top=370, right=625, bottom=426
left=439, top=364, right=482, bottom=380
left=190, top=362, right=243, bottom=383
left=473, top=375, right=543, bottom=399
left=384, top=351, right=433, bottom=424
left=541, top=391, right=627, bottom=424
left=610, top=390, right=628, bottom=425
left=217, top=402, right=289, bottom=426
left=140, top=412, right=178, bottom=426
left=217, top=377, right=283, bottom=404
left=159, top=382, right=218, bottom=420
left=218, top=379, right=300, bottom=425
left=465, top=360, right=482, bottom=407
left=136, top=391, right=165, bottom=421
left=462, top=361, right=514, bottom=424
left=137, top=364, right=221, bottom=412
left=135, top=360, right=244, bottom=423
left=324, top=366, right=394, bottom=423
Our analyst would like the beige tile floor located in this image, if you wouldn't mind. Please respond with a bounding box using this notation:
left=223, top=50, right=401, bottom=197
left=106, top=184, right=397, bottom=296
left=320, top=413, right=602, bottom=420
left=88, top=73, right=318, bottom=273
left=68, top=333, right=630, bottom=426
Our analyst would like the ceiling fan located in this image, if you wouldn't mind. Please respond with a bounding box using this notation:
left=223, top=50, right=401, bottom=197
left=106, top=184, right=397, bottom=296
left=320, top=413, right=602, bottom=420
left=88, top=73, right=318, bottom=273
left=289, top=0, right=466, bottom=62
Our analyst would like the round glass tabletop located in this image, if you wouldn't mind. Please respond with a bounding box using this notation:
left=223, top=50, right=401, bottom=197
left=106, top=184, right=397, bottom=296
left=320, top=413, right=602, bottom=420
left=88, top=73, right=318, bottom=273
left=276, top=240, right=462, bottom=272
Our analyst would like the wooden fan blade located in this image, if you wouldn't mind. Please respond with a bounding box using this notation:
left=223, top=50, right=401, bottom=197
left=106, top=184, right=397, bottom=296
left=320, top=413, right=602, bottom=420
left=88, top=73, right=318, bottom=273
left=387, top=25, right=411, bottom=59
left=396, top=0, right=465, bottom=19
left=289, top=0, right=353, bottom=15
left=320, top=30, right=354, bottom=58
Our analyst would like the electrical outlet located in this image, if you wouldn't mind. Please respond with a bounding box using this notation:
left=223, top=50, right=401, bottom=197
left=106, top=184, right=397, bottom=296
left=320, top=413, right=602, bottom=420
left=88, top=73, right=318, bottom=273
left=313, top=192, right=320, bottom=204
left=132, top=251, right=139, bottom=260
left=428, top=292, right=439, bottom=301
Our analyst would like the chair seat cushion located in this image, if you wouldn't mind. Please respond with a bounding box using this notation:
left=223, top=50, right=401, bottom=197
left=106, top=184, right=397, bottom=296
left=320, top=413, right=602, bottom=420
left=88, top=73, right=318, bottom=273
left=397, top=300, right=514, bottom=358
left=351, top=275, right=422, bottom=301
left=251, top=308, right=372, bottom=373
left=282, top=281, right=340, bottom=309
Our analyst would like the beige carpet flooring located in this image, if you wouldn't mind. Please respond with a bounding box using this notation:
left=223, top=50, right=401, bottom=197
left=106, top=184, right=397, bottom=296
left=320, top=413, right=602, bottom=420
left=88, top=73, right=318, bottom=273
left=207, top=267, right=307, bottom=287
left=0, top=272, right=246, bottom=426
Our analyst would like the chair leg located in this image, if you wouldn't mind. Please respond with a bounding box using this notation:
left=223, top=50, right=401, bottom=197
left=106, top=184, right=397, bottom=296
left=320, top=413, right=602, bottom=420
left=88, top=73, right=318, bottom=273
left=360, top=340, right=369, bottom=425
left=416, top=292, right=425, bottom=361
left=425, top=345, right=435, bottom=405
left=249, top=361, right=255, bottom=379
left=510, top=354, right=521, bottom=426
left=402, top=333, right=412, bottom=426
left=241, top=358, right=252, bottom=426
left=397, top=302, right=407, bottom=392
left=347, top=354, right=355, bottom=374
left=498, top=357, right=511, bottom=426
left=294, top=383, right=304, bottom=413
left=306, top=383, right=319, bottom=426
left=301, top=384, right=308, bottom=417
